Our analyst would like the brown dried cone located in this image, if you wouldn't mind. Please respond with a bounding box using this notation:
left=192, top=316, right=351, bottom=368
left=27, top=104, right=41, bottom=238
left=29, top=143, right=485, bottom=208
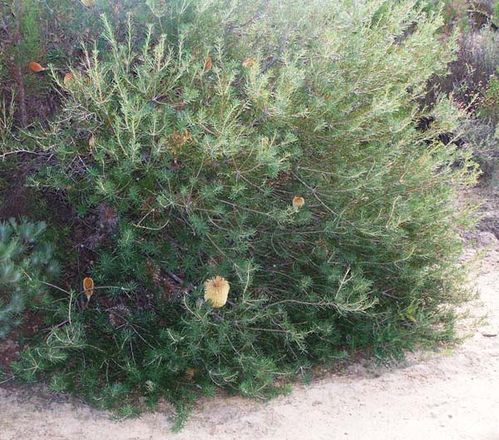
left=204, top=276, right=230, bottom=308
left=83, top=277, right=94, bottom=302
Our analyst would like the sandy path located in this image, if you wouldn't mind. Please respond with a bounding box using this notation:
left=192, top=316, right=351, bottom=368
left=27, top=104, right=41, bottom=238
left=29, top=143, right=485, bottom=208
left=1, top=248, right=498, bottom=440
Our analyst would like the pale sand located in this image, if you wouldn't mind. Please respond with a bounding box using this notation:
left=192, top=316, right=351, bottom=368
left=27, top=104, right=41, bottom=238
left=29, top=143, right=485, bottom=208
left=1, top=248, right=498, bottom=440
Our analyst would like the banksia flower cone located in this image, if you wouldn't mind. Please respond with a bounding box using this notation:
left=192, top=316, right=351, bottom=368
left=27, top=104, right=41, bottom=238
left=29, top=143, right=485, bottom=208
left=292, top=196, right=305, bottom=209
left=204, top=276, right=230, bottom=308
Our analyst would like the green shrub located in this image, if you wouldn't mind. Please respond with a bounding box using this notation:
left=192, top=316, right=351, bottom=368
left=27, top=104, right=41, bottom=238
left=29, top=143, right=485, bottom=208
left=11, top=0, right=478, bottom=422
left=481, top=74, right=499, bottom=121
left=0, top=219, right=59, bottom=338
left=475, top=74, right=499, bottom=185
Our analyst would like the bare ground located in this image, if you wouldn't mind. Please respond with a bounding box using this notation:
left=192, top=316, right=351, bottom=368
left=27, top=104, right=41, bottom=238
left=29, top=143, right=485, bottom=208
left=1, top=198, right=498, bottom=440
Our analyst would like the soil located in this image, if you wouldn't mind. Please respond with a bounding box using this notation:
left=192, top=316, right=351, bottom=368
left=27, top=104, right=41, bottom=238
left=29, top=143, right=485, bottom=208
left=0, top=189, right=498, bottom=440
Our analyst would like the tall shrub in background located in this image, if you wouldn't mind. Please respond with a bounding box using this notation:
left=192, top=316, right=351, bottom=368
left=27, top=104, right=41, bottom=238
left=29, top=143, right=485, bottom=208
left=0, top=0, right=156, bottom=126
left=10, top=0, right=478, bottom=422
left=422, top=0, right=498, bottom=185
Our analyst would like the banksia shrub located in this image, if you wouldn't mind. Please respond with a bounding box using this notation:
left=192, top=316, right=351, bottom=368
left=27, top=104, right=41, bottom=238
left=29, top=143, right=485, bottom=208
left=12, top=0, right=477, bottom=419
left=0, top=219, right=58, bottom=338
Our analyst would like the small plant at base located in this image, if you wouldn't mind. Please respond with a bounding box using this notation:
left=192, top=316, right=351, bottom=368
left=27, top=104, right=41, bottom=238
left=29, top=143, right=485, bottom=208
left=0, top=218, right=59, bottom=338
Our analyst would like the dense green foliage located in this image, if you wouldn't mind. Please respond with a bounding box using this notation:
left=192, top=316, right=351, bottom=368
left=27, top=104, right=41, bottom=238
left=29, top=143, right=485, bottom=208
left=482, top=75, right=499, bottom=121
left=0, top=0, right=482, bottom=426
left=0, top=219, right=58, bottom=338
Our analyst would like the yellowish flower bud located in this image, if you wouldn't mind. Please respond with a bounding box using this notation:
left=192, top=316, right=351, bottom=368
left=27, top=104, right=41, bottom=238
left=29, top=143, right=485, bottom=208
left=88, top=134, right=96, bottom=149
left=292, top=196, right=305, bottom=209
left=83, top=277, right=94, bottom=302
left=242, top=58, right=256, bottom=68
left=63, top=72, right=74, bottom=85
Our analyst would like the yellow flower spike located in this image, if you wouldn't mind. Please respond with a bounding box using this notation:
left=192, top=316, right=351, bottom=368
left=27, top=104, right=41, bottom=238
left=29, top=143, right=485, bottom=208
left=292, top=196, right=305, bottom=209
left=83, top=277, right=95, bottom=302
left=204, top=276, right=230, bottom=308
